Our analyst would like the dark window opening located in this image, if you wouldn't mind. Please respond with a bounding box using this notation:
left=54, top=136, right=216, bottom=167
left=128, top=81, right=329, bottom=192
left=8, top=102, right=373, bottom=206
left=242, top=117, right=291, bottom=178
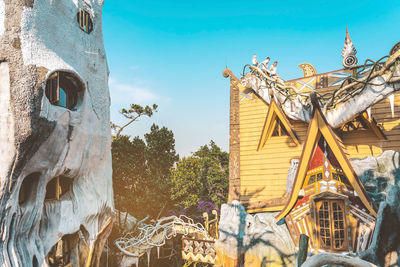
left=332, top=172, right=340, bottom=181
left=19, top=173, right=41, bottom=205
left=45, top=71, right=83, bottom=110
left=307, top=174, right=316, bottom=185
left=307, top=172, right=323, bottom=185
left=272, top=119, right=289, bottom=137
left=77, top=8, right=93, bottom=34
left=45, top=176, right=73, bottom=201
left=32, top=256, right=39, bottom=267
left=47, top=231, right=79, bottom=266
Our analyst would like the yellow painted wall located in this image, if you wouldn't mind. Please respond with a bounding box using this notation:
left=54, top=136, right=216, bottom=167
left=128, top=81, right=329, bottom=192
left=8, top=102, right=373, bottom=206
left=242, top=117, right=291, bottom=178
left=239, top=93, right=308, bottom=209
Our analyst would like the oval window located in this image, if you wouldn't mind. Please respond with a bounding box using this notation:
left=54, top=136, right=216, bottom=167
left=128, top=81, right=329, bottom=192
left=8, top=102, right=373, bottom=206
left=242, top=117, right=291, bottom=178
left=77, top=8, right=93, bottom=34
left=45, top=71, right=84, bottom=110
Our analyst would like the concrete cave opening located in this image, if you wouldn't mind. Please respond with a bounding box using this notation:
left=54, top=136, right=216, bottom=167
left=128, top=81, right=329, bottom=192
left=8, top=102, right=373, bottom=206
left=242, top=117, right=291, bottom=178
left=47, top=230, right=80, bottom=266
left=19, top=172, right=41, bottom=206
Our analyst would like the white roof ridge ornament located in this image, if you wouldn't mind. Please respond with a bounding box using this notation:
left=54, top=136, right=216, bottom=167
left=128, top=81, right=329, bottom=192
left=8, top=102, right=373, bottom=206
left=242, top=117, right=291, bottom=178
left=342, top=27, right=358, bottom=68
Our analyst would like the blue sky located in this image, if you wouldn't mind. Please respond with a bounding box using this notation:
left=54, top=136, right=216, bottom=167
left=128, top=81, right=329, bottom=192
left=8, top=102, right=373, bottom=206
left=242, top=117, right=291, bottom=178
left=103, top=0, right=400, bottom=157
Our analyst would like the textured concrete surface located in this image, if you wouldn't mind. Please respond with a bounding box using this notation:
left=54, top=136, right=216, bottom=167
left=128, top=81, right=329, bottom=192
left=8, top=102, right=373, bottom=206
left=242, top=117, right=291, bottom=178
left=215, top=201, right=296, bottom=267
left=0, top=1, right=113, bottom=266
left=351, top=150, right=400, bottom=204
left=351, top=151, right=400, bottom=265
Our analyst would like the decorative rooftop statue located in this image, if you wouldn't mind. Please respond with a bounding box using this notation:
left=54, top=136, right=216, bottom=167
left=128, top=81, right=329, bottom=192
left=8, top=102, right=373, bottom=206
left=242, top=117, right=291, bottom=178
left=342, top=27, right=358, bottom=68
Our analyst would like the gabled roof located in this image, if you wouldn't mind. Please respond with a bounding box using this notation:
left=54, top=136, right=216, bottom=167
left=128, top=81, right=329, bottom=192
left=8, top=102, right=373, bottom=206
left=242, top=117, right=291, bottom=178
left=257, top=96, right=300, bottom=150
left=276, top=94, right=377, bottom=221
left=340, top=112, right=386, bottom=140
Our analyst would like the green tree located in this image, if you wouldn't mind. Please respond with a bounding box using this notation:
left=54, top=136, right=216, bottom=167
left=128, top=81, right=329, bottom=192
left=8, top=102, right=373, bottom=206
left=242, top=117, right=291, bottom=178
left=111, top=103, right=178, bottom=219
left=170, top=157, right=203, bottom=209
left=112, top=135, right=147, bottom=215
left=112, top=124, right=178, bottom=219
left=170, top=141, right=228, bottom=215
left=146, top=124, right=179, bottom=180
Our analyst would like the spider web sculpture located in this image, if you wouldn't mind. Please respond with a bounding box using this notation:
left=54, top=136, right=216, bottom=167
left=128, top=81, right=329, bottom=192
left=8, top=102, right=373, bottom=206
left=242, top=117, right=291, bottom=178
left=115, top=215, right=213, bottom=264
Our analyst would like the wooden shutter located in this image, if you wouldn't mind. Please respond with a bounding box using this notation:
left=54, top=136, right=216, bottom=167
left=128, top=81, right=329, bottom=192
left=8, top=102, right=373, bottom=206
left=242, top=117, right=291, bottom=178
left=47, top=72, right=59, bottom=104
left=77, top=8, right=93, bottom=33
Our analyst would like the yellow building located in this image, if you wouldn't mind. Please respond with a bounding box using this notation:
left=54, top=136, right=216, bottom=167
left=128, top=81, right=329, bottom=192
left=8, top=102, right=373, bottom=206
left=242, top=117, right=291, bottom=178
left=223, top=37, right=400, bottom=254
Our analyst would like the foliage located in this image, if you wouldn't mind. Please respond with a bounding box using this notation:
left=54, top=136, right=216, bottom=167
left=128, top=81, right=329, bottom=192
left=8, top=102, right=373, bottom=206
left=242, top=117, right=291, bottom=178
left=112, top=135, right=146, bottom=216
left=112, top=123, right=178, bottom=220
left=170, top=157, right=203, bottom=210
left=198, top=201, right=217, bottom=214
left=146, top=124, right=179, bottom=181
left=170, top=141, right=228, bottom=217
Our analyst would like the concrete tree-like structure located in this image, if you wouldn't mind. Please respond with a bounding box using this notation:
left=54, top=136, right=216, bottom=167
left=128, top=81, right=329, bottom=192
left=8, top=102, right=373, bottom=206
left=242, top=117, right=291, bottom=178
left=0, top=0, right=113, bottom=266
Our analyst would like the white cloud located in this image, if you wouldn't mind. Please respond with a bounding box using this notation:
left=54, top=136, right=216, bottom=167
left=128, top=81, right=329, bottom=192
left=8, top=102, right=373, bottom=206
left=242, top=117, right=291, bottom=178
left=109, top=77, right=159, bottom=106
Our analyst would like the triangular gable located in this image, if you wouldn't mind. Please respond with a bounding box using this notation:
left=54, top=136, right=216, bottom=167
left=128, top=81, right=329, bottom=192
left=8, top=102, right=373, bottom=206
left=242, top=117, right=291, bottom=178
left=257, top=98, right=300, bottom=150
left=276, top=97, right=377, bottom=221
left=302, top=134, right=353, bottom=188
left=340, top=112, right=386, bottom=140
left=359, top=112, right=386, bottom=140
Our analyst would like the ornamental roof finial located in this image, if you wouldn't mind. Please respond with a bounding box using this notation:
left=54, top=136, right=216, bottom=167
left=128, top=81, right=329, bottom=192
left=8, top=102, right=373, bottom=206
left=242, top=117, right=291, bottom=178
left=342, top=27, right=358, bottom=68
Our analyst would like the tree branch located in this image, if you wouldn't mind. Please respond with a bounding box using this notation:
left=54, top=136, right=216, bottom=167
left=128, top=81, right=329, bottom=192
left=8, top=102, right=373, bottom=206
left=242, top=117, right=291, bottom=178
left=115, top=114, right=142, bottom=138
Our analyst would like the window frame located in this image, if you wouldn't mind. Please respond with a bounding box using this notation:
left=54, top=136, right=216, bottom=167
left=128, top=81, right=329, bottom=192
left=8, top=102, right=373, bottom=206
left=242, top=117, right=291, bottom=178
left=45, top=71, right=83, bottom=110
left=77, top=8, right=93, bottom=34
left=305, top=167, right=323, bottom=186
left=316, top=199, right=348, bottom=251
left=271, top=119, right=289, bottom=137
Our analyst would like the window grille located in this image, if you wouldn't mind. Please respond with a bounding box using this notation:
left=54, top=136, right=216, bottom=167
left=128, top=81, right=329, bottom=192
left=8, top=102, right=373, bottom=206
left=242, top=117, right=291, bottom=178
left=316, top=200, right=347, bottom=251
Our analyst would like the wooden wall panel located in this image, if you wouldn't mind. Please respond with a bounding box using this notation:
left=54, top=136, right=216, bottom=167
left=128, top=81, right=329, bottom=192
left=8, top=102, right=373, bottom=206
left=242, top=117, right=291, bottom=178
left=239, top=94, right=307, bottom=209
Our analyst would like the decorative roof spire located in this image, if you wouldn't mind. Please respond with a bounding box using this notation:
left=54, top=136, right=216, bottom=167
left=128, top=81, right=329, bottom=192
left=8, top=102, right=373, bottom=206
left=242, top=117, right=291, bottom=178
left=342, top=27, right=358, bottom=68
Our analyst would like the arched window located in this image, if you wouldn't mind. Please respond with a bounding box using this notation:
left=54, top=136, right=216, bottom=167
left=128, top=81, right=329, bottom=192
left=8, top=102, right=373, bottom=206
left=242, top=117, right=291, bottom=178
left=45, top=71, right=83, bottom=110
left=77, top=8, right=93, bottom=34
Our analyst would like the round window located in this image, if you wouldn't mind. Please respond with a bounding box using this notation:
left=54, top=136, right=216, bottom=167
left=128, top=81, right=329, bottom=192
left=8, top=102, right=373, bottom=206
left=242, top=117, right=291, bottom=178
left=45, top=71, right=84, bottom=110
